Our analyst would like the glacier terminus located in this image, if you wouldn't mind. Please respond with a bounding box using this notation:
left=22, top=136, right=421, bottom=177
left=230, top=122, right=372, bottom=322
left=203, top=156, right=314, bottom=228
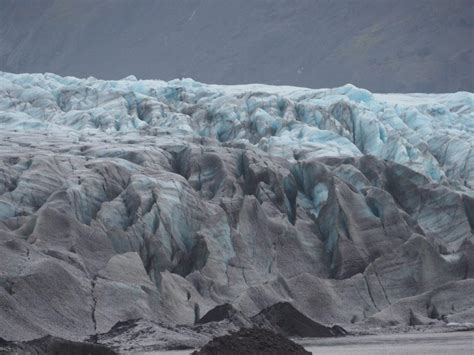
left=0, top=72, right=473, bottom=352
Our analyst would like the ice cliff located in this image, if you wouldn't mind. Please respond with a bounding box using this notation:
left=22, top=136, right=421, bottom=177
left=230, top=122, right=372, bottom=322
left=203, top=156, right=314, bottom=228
left=0, top=72, right=473, bottom=342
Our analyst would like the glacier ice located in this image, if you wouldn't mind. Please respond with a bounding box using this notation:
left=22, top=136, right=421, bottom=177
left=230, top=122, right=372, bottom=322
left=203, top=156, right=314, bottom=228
left=0, top=73, right=471, bottom=189
left=0, top=72, right=473, bottom=345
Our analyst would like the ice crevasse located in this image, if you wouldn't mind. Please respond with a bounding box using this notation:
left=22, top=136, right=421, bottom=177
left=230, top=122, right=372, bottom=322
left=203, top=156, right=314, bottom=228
left=0, top=72, right=472, bottom=190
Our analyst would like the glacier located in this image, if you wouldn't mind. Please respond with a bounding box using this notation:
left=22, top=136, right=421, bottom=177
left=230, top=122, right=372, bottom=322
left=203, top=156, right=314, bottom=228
left=0, top=72, right=473, bottom=350
left=0, top=72, right=472, bottom=188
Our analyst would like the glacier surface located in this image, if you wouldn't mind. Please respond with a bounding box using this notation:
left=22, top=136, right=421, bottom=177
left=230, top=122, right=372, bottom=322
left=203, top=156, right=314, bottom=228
left=1, top=72, right=472, bottom=189
left=0, top=72, right=473, bottom=347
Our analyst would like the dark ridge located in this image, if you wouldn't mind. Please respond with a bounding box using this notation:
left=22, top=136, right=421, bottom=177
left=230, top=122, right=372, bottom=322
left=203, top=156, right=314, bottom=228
left=0, top=335, right=117, bottom=355
left=196, top=303, right=238, bottom=324
left=100, top=319, right=142, bottom=337
left=191, top=327, right=311, bottom=355
left=251, top=302, right=347, bottom=337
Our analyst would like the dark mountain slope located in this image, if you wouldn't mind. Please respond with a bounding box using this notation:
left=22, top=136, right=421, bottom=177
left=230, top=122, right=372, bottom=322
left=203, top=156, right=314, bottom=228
left=0, top=0, right=472, bottom=92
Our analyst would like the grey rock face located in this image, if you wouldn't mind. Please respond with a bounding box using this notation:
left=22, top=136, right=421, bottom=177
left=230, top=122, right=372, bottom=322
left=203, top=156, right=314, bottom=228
left=0, top=73, right=472, bottom=344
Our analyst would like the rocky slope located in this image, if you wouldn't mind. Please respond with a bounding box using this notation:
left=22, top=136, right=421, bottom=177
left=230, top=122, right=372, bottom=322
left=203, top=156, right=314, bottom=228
left=0, top=72, right=472, bottom=346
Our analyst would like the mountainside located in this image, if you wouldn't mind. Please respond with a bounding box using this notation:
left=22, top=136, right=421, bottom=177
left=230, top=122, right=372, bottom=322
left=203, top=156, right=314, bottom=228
left=0, top=0, right=473, bottom=92
left=0, top=72, right=473, bottom=346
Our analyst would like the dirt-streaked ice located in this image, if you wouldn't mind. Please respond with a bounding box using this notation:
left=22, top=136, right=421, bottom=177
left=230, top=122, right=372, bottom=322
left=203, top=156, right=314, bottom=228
left=0, top=72, right=472, bottom=351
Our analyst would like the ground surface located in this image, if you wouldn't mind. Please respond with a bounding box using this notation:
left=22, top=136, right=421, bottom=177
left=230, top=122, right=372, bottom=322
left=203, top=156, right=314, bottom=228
left=145, top=331, right=474, bottom=355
